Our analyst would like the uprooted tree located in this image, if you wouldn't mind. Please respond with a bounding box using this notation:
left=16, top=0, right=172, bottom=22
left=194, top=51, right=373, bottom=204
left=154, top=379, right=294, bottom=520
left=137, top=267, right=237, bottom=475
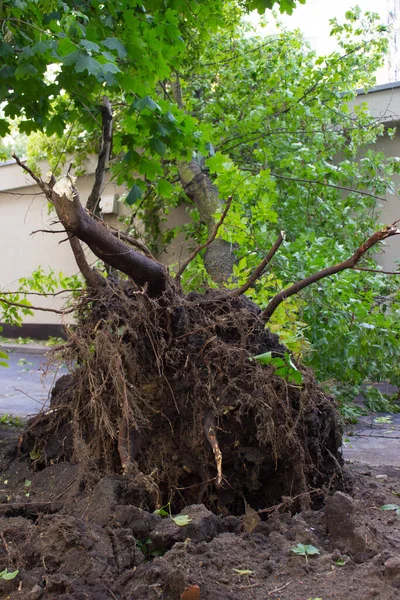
left=1, top=0, right=400, bottom=512
left=9, top=131, right=400, bottom=512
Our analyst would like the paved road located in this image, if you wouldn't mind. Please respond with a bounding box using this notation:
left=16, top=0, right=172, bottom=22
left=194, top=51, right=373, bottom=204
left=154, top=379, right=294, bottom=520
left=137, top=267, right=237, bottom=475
left=0, top=346, right=67, bottom=417
left=344, top=413, right=400, bottom=467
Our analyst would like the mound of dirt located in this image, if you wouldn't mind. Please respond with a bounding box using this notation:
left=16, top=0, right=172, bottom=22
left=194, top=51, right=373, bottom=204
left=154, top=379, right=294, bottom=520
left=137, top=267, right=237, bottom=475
left=0, top=439, right=399, bottom=600
left=19, top=284, right=342, bottom=514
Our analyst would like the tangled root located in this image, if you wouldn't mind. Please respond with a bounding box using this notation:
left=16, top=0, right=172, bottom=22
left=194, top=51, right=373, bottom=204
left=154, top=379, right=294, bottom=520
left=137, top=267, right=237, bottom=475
left=21, top=281, right=343, bottom=514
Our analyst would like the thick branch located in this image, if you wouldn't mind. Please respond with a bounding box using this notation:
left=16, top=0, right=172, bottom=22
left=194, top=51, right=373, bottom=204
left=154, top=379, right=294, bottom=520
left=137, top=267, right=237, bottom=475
left=175, top=196, right=233, bottom=280
left=14, top=156, right=167, bottom=295
left=86, top=96, right=113, bottom=213
left=230, top=231, right=284, bottom=297
left=261, top=223, right=400, bottom=322
left=110, top=229, right=155, bottom=259
left=51, top=180, right=167, bottom=295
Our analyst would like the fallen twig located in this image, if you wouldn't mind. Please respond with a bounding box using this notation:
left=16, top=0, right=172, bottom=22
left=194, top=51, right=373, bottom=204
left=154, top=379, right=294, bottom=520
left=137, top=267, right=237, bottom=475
left=268, top=580, right=292, bottom=595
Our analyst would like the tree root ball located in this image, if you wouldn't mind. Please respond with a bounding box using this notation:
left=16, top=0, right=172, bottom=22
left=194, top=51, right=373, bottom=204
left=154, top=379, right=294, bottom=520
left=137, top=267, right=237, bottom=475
left=20, top=284, right=343, bottom=514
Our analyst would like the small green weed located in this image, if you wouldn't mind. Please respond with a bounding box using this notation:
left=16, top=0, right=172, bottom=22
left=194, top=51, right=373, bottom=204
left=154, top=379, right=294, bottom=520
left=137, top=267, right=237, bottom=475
left=136, top=537, right=164, bottom=560
left=154, top=502, right=192, bottom=527
left=290, top=543, right=320, bottom=563
left=0, top=414, right=24, bottom=427
left=0, top=568, right=19, bottom=580
left=381, top=504, right=400, bottom=515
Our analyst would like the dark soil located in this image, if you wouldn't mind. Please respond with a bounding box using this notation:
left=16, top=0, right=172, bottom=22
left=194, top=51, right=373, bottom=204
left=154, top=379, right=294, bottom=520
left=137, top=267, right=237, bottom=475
left=18, top=286, right=343, bottom=514
left=0, top=425, right=399, bottom=600
left=0, top=284, right=381, bottom=599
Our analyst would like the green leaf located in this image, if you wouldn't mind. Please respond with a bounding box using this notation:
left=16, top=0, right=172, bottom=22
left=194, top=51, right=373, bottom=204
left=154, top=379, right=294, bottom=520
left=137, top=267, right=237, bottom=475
left=125, top=184, right=143, bottom=206
left=133, top=96, right=161, bottom=112
left=0, top=569, right=19, bottom=580
left=75, top=53, right=101, bottom=76
left=157, top=179, right=174, bottom=198
left=80, top=40, right=100, bottom=53
left=153, top=507, right=169, bottom=517
left=15, top=62, right=38, bottom=79
left=291, top=543, right=320, bottom=557
left=171, top=514, right=192, bottom=527
left=46, top=115, right=65, bottom=137
left=149, top=137, right=167, bottom=156
left=101, top=37, right=127, bottom=59
left=381, top=504, right=400, bottom=512
left=0, top=119, right=10, bottom=137
left=251, top=351, right=273, bottom=365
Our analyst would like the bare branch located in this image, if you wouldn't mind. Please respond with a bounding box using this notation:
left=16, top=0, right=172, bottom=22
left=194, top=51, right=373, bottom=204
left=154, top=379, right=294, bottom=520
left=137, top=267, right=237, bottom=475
left=0, top=297, right=77, bottom=315
left=261, top=223, right=400, bottom=322
left=270, top=172, right=388, bottom=203
left=68, top=236, right=104, bottom=289
left=230, top=231, right=285, bottom=297
left=12, top=154, right=49, bottom=198
left=86, top=96, right=113, bottom=213
left=30, top=229, right=66, bottom=235
left=0, top=289, right=83, bottom=297
left=353, top=266, right=400, bottom=275
left=175, top=196, right=233, bottom=280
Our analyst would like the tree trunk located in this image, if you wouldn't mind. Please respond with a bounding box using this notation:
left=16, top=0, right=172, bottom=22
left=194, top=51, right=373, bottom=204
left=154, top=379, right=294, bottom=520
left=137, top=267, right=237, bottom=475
left=178, top=157, right=235, bottom=282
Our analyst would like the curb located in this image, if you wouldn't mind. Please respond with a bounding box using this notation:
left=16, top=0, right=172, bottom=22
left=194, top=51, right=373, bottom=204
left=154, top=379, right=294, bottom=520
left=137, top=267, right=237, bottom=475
left=0, top=343, right=50, bottom=356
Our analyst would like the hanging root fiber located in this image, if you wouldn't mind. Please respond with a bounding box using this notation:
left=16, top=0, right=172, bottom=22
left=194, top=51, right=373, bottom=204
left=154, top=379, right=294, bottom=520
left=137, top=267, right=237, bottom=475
left=21, top=280, right=343, bottom=514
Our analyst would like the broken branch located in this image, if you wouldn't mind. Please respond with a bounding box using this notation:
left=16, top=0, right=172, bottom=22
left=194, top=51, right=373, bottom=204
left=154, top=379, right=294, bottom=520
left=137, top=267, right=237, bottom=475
left=261, top=223, right=400, bottom=322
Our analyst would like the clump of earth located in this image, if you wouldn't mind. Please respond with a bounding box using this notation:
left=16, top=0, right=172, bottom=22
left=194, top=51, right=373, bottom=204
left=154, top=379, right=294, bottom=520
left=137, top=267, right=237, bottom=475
left=0, top=422, right=399, bottom=600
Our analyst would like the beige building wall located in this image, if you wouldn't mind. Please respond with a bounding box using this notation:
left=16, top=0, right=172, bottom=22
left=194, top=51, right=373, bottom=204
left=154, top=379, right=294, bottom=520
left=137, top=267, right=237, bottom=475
left=352, top=83, right=400, bottom=270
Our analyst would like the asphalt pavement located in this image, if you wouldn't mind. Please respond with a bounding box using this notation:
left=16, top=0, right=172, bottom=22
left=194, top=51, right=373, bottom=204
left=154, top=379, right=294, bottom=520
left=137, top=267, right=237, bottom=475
left=0, top=344, right=399, bottom=467
left=0, top=344, right=67, bottom=417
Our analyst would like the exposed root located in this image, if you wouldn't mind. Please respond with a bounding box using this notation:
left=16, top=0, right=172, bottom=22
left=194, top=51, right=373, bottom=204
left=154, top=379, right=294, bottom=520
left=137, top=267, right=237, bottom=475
left=204, top=411, right=223, bottom=487
left=20, top=281, right=343, bottom=513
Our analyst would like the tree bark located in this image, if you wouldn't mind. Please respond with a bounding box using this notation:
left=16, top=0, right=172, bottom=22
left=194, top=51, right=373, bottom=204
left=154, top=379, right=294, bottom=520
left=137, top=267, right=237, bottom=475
left=178, top=157, right=235, bottom=282
left=51, top=177, right=168, bottom=295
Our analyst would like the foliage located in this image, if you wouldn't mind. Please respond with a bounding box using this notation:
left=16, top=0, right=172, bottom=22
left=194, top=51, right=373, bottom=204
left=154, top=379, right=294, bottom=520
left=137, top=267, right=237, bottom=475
left=381, top=504, right=400, bottom=515
left=290, top=543, right=320, bottom=563
left=174, top=10, right=400, bottom=407
left=0, top=267, right=82, bottom=326
left=0, top=414, right=24, bottom=427
left=154, top=502, right=192, bottom=526
left=251, top=351, right=303, bottom=385
left=0, top=569, right=19, bottom=581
